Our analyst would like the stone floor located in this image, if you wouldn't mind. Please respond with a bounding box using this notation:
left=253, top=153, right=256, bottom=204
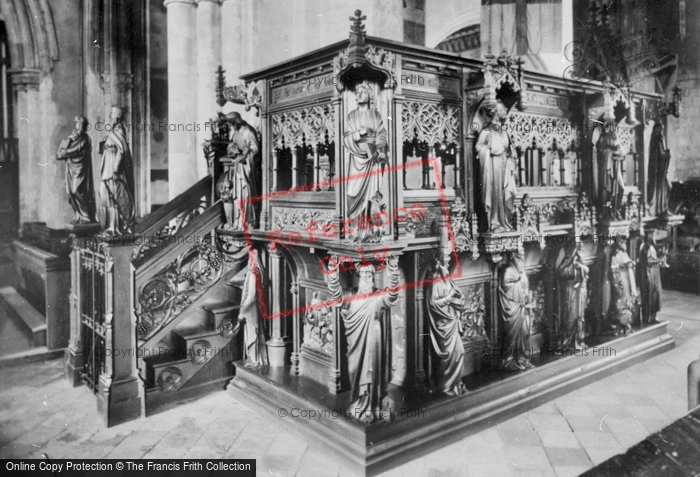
left=1, top=290, right=699, bottom=477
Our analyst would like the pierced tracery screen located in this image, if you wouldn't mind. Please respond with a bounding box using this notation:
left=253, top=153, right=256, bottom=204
left=401, top=101, right=460, bottom=190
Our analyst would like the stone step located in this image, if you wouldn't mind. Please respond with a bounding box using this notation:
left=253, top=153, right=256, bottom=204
left=194, top=300, right=239, bottom=330
left=0, top=286, right=46, bottom=347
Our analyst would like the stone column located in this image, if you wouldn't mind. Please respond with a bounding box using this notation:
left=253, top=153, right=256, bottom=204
left=195, top=0, right=221, bottom=181
left=267, top=247, right=289, bottom=366
left=221, top=0, right=243, bottom=82
left=164, top=0, right=197, bottom=199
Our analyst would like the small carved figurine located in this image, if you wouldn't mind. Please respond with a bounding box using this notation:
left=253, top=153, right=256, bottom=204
left=555, top=242, right=589, bottom=350
left=426, top=255, right=467, bottom=396
left=499, top=251, right=536, bottom=371
left=326, top=255, right=400, bottom=423
left=238, top=249, right=269, bottom=367
left=343, top=82, right=388, bottom=242
left=638, top=232, right=664, bottom=325
left=56, top=116, right=97, bottom=224
left=99, top=106, right=135, bottom=235
left=223, top=112, right=260, bottom=231
left=475, top=101, right=517, bottom=232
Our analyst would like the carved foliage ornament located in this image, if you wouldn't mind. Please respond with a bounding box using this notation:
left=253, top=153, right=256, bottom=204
left=273, top=208, right=334, bottom=233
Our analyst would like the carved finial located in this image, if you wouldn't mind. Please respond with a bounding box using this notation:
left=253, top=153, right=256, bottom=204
left=349, top=10, right=367, bottom=44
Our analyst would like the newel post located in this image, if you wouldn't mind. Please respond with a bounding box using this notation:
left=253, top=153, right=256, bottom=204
left=97, top=236, right=141, bottom=427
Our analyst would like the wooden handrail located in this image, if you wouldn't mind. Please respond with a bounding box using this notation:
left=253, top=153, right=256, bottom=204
left=134, top=175, right=212, bottom=236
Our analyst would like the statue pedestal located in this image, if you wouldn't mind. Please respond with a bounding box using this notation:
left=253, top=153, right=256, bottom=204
left=596, top=220, right=632, bottom=240
left=481, top=230, right=523, bottom=259
left=65, top=222, right=102, bottom=235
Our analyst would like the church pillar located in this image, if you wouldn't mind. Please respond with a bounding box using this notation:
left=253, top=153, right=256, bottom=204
left=221, top=0, right=243, bottom=82
left=195, top=0, right=221, bottom=181
left=164, top=0, right=197, bottom=199
left=11, top=69, right=41, bottom=225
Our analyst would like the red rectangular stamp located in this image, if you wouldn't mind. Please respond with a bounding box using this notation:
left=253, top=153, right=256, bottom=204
left=237, top=156, right=462, bottom=321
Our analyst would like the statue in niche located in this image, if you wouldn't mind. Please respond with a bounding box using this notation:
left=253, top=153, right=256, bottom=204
left=326, top=256, right=400, bottom=423
left=475, top=100, right=517, bottom=233
left=647, top=122, right=672, bottom=216
left=426, top=255, right=467, bottom=396
left=238, top=249, right=268, bottom=367
left=343, top=82, right=389, bottom=242
left=499, top=251, right=535, bottom=371
left=555, top=242, right=590, bottom=350
left=303, top=291, right=334, bottom=354
left=637, top=232, right=667, bottom=325
left=99, top=106, right=135, bottom=235
left=56, top=116, right=97, bottom=224
left=222, top=112, right=260, bottom=230
left=606, top=237, right=638, bottom=335
left=596, top=126, right=625, bottom=220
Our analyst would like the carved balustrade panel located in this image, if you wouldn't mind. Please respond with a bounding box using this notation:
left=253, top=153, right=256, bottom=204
left=135, top=242, right=224, bottom=342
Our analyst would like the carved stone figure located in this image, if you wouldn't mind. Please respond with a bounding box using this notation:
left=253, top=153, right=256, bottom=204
left=475, top=101, right=517, bottom=232
left=638, top=233, right=666, bottom=325
left=303, top=291, right=334, bottom=354
left=342, top=82, right=388, bottom=242
left=499, top=252, right=535, bottom=371
left=223, top=112, right=260, bottom=231
left=238, top=249, right=269, bottom=367
left=555, top=243, right=589, bottom=350
left=56, top=116, right=97, bottom=224
left=647, top=122, right=672, bottom=216
left=607, top=238, right=638, bottom=335
left=99, top=106, right=135, bottom=235
left=596, top=127, right=625, bottom=220
left=326, top=256, right=400, bottom=423
left=462, top=284, right=488, bottom=340
left=426, top=255, right=466, bottom=396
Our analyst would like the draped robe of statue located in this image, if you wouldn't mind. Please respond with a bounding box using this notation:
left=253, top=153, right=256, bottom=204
left=58, top=131, right=96, bottom=224
left=638, top=242, right=662, bottom=325
left=499, top=259, right=533, bottom=370
left=99, top=125, right=135, bottom=234
left=238, top=250, right=269, bottom=367
left=608, top=246, right=637, bottom=334
left=475, top=127, right=517, bottom=232
left=596, top=130, right=625, bottom=218
left=556, top=249, right=589, bottom=350
left=342, top=107, right=388, bottom=241
left=426, top=265, right=466, bottom=396
left=647, top=127, right=672, bottom=216
left=327, top=263, right=399, bottom=423
left=227, top=125, right=260, bottom=230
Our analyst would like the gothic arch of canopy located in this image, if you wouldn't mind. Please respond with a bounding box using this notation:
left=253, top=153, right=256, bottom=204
left=0, top=0, right=59, bottom=75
